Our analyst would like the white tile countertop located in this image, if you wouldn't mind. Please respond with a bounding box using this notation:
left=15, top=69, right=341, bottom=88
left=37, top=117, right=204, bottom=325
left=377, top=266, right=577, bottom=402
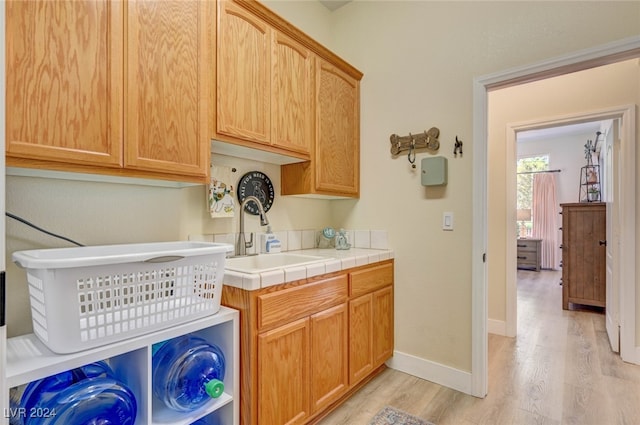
left=222, top=248, right=394, bottom=290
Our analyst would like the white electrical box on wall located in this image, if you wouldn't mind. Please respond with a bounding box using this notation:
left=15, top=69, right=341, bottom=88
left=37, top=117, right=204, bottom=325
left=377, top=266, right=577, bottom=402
left=421, top=156, right=448, bottom=186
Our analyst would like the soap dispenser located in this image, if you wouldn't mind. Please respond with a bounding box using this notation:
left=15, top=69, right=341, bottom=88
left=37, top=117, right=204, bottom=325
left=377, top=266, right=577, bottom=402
left=260, top=226, right=281, bottom=254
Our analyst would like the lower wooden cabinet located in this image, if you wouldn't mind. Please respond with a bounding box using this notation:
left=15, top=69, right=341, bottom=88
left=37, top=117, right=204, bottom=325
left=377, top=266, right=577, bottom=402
left=310, top=303, right=349, bottom=413
left=259, top=318, right=310, bottom=425
left=349, top=265, right=394, bottom=385
left=222, top=260, right=394, bottom=425
left=258, top=303, right=349, bottom=425
left=372, top=286, right=394, bottom=366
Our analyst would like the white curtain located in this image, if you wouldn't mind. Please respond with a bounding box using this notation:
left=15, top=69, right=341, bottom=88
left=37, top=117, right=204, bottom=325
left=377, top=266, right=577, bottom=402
left=532, top=173, right=560, bottom=269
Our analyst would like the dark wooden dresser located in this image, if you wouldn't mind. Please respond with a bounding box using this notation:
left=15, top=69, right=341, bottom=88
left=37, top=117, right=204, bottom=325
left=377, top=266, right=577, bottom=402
left=560, top=202, right=606, bottom=310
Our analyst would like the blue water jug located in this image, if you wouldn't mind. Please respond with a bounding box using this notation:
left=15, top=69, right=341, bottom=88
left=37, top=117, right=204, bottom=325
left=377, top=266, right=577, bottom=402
left=152, top=335, right=226, bottom=412
left=18, top=361, right=137, bottom=425
left=190, top=418, right=220, bottom=425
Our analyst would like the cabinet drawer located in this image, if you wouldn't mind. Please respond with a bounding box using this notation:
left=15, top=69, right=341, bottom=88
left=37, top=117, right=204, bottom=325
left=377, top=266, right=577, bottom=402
left=258, top=275, right=348, bottom=330
left=517, top=250, right=539, bottom=263
left=516, top=240, right=539, bottom=252
left=349, top=263, right=393, bottom=297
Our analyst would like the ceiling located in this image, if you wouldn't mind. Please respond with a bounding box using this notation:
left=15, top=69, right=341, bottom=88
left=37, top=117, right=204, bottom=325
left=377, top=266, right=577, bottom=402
left=318, top=0, right=352, bottom=11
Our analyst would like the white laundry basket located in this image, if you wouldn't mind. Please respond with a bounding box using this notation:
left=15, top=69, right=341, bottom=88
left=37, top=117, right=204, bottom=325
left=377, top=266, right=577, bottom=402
left=12, top=241, right=233, bottom=354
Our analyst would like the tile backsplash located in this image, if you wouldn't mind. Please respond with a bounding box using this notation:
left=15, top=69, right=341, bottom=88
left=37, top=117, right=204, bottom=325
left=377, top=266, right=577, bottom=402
left=190, top=229, right=389, bottom=256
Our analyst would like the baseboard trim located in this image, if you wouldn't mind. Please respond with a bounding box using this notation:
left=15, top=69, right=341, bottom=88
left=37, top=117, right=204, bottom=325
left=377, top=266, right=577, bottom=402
left=386, top=350, right=472, bottom=395
left=488, top=318, right=507, bottom=336
left=630, top=346, right=640, bottom=365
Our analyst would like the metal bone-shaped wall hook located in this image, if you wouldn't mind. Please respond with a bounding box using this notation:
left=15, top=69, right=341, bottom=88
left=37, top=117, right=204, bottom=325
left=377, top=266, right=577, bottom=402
left=389, top=127, right=440, bottom=156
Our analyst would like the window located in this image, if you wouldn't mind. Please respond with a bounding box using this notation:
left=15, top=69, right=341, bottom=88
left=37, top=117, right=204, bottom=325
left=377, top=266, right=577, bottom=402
left=517, top=155, right=549, bottom=237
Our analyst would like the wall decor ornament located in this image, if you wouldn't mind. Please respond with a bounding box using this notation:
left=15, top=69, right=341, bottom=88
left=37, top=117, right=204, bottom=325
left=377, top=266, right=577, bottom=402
left=578, top=131, right=601, bottom=203
left=389, top=127, right=440, bottom=168
left=237, top=171, right=275, bottom=215
left=208, top=165, right=236, bottom=218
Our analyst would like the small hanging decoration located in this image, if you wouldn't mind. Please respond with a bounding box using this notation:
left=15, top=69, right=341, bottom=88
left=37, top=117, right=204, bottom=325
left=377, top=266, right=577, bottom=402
left=208, top=165, right=236, bottom=218
left=578, top=131, right=601, bottom=203
left=389, top=127, right=440, bottom=169
left=584, top=140, right=594, bottom=166
left=454, top=136, right=463, bottom=157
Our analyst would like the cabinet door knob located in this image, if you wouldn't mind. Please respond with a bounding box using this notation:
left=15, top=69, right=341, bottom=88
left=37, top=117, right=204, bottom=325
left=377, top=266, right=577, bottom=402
left=599, top=240, right=607, bottom=246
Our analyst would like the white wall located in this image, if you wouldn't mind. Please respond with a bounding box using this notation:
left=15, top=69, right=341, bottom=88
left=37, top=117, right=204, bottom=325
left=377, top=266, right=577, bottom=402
left=262, top=0, right=333, bottom=48
left=268, top=0, right=640, bottom=390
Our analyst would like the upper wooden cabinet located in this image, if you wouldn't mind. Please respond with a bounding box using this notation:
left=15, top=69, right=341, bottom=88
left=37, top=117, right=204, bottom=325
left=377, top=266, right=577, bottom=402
left=6, top=0, right=211, bottom=183
left=216, top=1, right=362, bottom=197
left=125, top=0, right=210, bottom=178
left=217, top=2, right=271, bottom=146
left=281, top=58, right=360, bottom=197
left=216, top=1, right=314, bottom=158
left=315, top=59, right=359, bottom=195
left=6, top=1, right=123, bottom=168
left=271, top=31, right=314, bottom=156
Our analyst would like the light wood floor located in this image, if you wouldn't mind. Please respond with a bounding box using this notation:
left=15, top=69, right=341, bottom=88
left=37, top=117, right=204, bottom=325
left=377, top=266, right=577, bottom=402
left=319, top=270, right=640, bottom=425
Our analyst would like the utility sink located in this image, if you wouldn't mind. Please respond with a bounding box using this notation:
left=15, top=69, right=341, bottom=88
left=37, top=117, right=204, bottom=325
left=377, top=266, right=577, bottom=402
left=224, top=253, right=327, bottom=274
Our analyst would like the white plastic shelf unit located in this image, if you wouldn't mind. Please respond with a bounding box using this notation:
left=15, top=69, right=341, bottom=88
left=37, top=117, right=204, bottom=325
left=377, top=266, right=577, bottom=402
left=5, top=306, right=239, bottom=425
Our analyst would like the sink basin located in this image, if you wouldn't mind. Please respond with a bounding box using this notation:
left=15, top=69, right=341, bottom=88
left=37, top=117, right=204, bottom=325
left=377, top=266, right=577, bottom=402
left=224, top=253, right=326, bottom=274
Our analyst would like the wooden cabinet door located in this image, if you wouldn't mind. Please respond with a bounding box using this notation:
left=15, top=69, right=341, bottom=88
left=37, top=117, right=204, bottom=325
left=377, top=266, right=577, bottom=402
left=125, top=0, right=209, bottom=177
left=259, top=318, right=310, bottom=425
left=315, top=58, right=360, bottom=196
left=373, top=286, right=394, bottom=366
left=217, top=2, right=270, bottom=145
left=6, top=1, right=123, bottom=167
left=349, top=293, right=373, bottom=385
left=271, top=32, right=314, bottom=155
left=310, top=303, right=348, bottom=413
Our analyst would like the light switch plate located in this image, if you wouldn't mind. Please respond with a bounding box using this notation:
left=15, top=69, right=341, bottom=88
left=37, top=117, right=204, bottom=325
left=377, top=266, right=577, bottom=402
left=442, top=212, right=454, bottom=231
left=421, top=156, right=448, bottom=186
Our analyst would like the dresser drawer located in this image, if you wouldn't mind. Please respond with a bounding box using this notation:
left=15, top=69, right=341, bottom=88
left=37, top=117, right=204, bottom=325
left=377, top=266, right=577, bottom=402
left=517, top=250, right=538, bottom=264
left=517, top=239, right=539, bottom=252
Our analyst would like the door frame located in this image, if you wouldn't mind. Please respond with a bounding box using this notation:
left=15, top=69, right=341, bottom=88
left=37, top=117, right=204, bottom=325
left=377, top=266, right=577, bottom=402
left=605, top=120, right=620, bottom=353
left=1, top=3, right=7, bottom=424
left=503, top=107, right=635, bottom=348
left=471, top=35, right=640, bottom=397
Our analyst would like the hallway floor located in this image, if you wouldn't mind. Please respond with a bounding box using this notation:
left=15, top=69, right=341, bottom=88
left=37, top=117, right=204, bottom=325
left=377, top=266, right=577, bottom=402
left=319, top=270, right=640, bottom=425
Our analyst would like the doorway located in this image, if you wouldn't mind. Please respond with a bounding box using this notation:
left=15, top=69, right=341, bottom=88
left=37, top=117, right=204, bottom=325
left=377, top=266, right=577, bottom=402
left=509, top=116, right=619, bottom=349
left=470, top=37, right=640, bottom=398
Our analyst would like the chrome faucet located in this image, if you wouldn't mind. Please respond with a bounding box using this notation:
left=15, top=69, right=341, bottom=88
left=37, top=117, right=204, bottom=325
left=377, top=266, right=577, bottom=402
left=235, top=196, right=269, bottom=256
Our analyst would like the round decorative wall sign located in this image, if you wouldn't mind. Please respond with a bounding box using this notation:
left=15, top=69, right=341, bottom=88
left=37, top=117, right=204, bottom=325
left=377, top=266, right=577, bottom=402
left=237, top=171, right=275, bottom=215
